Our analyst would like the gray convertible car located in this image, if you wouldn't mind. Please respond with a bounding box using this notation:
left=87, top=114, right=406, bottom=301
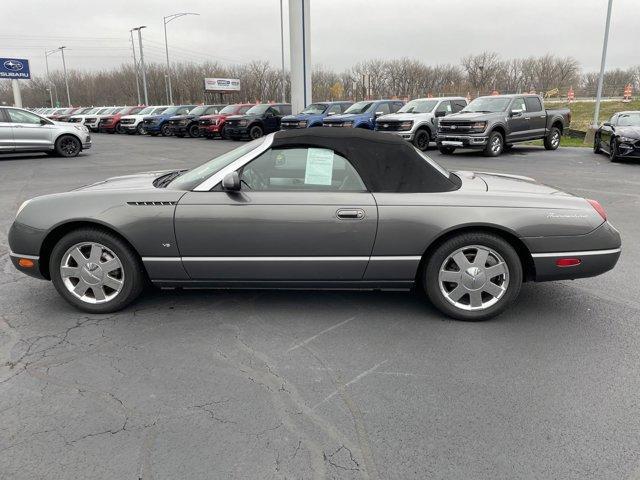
left=9, top=129, right=621, bottom=320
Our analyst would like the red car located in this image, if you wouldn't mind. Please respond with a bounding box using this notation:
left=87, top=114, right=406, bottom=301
left=49, top=107, right=85, bottom=122
left=198, top=103, right=253, bottom=139
left=99, top=106, right=146, bottom=134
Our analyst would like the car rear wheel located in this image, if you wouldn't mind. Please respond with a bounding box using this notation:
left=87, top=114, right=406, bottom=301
left=483, top=131, right=504, bottom=157
left=424, top=232, right=522, bottom=321
left=438, top=145, right=455, bottom=155
left=161, top=124, right=172, bottom=137
left=50, top=228, right=145, bottom=313
left=413, top=129, right=431, bottom=151
left=544, top=126, right=561, bottom=150
left=188, top=124, right=200, bottom=138
left=55, top=135, right=81, bottom=157
left=249, top=125, right=264, bottom=140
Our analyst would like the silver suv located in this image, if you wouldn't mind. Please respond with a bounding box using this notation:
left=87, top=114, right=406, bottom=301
left=375, top=97, right=467, bottom=151
left=0, top=107, right=91, bottom=157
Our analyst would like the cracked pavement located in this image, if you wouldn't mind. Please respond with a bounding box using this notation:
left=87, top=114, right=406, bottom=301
left=1, top=135, right=640, bottom=479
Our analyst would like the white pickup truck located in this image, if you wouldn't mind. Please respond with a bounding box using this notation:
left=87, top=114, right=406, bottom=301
left=374, top=96, right=468, bottom=150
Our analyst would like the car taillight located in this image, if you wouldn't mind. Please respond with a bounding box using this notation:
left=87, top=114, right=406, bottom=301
left=587, top=199, right=607, bottom=221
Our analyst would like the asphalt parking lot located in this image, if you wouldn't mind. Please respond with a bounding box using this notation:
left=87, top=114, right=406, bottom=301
left=1, top=134, right=640, bottom=480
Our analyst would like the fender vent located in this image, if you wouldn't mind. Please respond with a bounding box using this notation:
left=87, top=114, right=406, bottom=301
left=127, top=201, right=177, bottom=206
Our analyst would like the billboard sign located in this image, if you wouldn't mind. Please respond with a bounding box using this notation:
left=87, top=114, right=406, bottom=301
left=204, top=77, right=240, bottom=92
left=0, top=58, right=30, bottom=79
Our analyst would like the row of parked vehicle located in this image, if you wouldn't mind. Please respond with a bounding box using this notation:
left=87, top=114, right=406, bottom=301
left=30, top=93, right=572, bottom=157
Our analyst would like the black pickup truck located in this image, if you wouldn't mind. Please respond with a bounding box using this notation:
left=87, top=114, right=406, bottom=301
left=436, top=94, right=571, bottom=156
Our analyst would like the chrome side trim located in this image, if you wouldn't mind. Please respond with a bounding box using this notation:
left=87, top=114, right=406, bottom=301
left=142, top=255, right=421, bottom=262
left=531, top=248, right=621, bottom=258
left=193, top=133, right=275, bottom=192
left=9, top=251, right=39, bottom=260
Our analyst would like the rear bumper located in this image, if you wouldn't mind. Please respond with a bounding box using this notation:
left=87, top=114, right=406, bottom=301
left=532, top=248, right=621, bottom=281
left=437, top=134, right=488, bottom=148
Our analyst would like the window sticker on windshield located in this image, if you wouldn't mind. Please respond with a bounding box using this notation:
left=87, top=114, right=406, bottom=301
left=304, top=148, right=334, bottom=185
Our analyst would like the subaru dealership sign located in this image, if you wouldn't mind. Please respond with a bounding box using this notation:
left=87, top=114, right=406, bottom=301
left=204, top=77, right=240, bottom=92
left=0, top=58, right=31, bottom=79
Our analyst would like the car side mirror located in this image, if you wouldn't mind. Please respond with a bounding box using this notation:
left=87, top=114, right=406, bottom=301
left=374, top=111, right=385, bottom=117
left=603, top=121, right=612, bottom=127
left=222, top=171, right=241, bottom=191
left=434, top=111, right=446, bottom=117
left=327, top=111, right=336, bottom=116
left=510, top=109, right=523, bottom=117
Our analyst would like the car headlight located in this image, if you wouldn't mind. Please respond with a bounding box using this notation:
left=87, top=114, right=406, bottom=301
left=619, top=136, right=637, bottom=143
left=16, top=199, right=32, bottom=217
left=469, top=121, right=487, bottom=133
left=238, top=120, right=248, bottom=126
left=399, top=121, right=413, bottom=131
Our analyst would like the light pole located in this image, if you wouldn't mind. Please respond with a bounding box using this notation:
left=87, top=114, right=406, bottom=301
left=58, top=46, right=71, bottom=106
left=129, top=29, right=142, bottom=105
left=44, top=49, right=57, bottom=107
left=593, top=0, right=614, bottom=127
left=133, top=26, right=149, bottom=105
left=279, top=0, right=286, bottom=102
left=163, top=12, right=199, bottom=104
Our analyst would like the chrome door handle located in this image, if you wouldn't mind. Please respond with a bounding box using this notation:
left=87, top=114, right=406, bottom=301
left=336, top=208, right=365, bottom=220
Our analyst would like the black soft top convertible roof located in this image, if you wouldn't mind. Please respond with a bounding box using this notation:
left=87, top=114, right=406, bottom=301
left=271, top=128, right=460, bottom=193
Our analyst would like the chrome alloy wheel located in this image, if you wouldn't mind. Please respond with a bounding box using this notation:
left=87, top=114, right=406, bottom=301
left=550, top=130, right=560, bottom=148
left=438, top=245, right=509, bottom=311
left=60, top=242, right=124, bottom=304
left=490, top=135, right=502, bottom=154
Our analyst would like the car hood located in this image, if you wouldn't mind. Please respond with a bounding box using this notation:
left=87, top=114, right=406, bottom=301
left=324, top=113, right=364, bottom=122
left=377, top=113, right=427, bottom=122
left=441, top=112, right=503, bottom=122
left=616, top=126, right=640, bottom=139
left=75, top=170, right=175, bottom=192
left=169, top=114, right=196, bottom=121
left=283, top=113, right=322, bottom=121
left=467, top=171, right=571, bottom=196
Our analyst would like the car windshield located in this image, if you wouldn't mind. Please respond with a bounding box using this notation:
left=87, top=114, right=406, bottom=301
left=415, top=148, right=451, bottom=178
left=344, top=101, right=373, bottom=115
left=301, top=103, right=328, bottom=114
left=168, top=137, right=266, bottom=190
left=188, top=106, right=208, bottom=116
left=219, top=105, right=241, bottom=115
left=462, top=97, right=511, bottom=113
left=617, top=113, right=640, bottom=127
left=137, top=107, right=154, bottom=115
left=245, top=104, right=271, bottom=115
left=161, top=107, right=180, bottom=116
left=152, top=107, right=168, bottom=114
left=398, top=100, right=438, bottom=114
left=95, top=108, right=110, bottom=114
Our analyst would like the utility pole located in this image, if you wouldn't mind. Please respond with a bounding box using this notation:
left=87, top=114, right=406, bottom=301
left=59, top=46, right=71, bottom=106
left=280, top=0, right=286, bottom=102
left=163, top=12, right=199, bottom=104
left=44, top=49, right=56, bottom=107
left=593, top=0, right=614, bottom=127
left=130, top=29, right=141, bottom=105
left=134, top=26, right=149, bottom=105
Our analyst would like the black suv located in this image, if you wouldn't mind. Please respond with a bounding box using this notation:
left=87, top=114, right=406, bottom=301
left=167, top=104, right=227, bottom=138
left=225, top=103, right=292, bottom=140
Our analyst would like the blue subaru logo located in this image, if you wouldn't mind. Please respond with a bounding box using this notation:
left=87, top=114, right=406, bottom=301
left=3, top=60, right=23, bottom=71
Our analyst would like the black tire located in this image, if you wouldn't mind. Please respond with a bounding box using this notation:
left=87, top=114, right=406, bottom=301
left=54, top=135, right=81, bottom=158
left=136, top=123, right=145, bottom=135
left=438, top=145, right=455, bottom=155
left=593, top=134, right=601, bottom=154
left=483, top=131, right=504, bottom=157
left=160, top=124, right=172, bottom=137
left=412, top=129, right=431, bottom=151
left=188, top=124, right=200, bottom=138
left=544, top=126, right=561, bottom=150
left=221, top=125, right=231, bottom=140
left=610, top=139, right=619, bottom=162
left=424, top=232, right=523, bottom=321
left=49, top=228, right=145, bottom=313
left=249, top=124, right=264, bottom=140
left=115, top=122, right=124, bottom=134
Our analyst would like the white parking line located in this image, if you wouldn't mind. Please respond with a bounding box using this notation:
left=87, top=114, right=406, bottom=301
left=286, top=316, right=357, bottom=352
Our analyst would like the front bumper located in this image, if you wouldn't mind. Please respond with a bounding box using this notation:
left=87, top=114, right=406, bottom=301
left=616, top=140, right=640, bottom=159
left=98, top=123, right=116, bottom=132
left=169, top=125, right=190, bottom=135
left=9, top=252, right=45, bottom=280
left=121, top=123, right=138, bottom=132
left=375, top=129, right=415, bottom=140
left=437, top=134, right=488, bottom=148
left=141, top=123, right=162, bottom=133
left=226, top=125, right=250, bottom=137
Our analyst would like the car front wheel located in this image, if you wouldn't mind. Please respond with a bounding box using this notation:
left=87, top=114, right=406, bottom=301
left=610, top=139, right=619, bottom=162
left=424, top=232, right=523, bottom=321
left=483, top=131, right=504, bottom=157
left=55, top=135, right=81, bottom=157
left=249, top=125, right=264, bottom=140
left=50, top=228, right=145, bottom=313
left=593, top=134, right=601, bottom=154
left=412, top=129, right=431, bottom=151
left=161, top=124, right=172, bottom=137
left=188, top=124, right=200, bottom=138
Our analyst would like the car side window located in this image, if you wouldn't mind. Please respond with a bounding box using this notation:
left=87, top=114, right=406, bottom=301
left=268, top=107, right=280, bottom=116
left=451, top=99, right=467, bottom=113
left=239, top=148, right=367, bottom=192
left=436, top=101, right=453, bottom=115
left=327, top=104, right=342, bottom=115
left=512, top=97, right=527, bottom=112
left=392, top=102, right=404, bottom=113
left=376, top=103, right=391, bottom=115
left=7, top=109, right=43, bottom=124
left=206, top=106, right=220, bottom=114
left=609, top=115, right=617, bottom=125
left=524, top=96, right=542, bottom=112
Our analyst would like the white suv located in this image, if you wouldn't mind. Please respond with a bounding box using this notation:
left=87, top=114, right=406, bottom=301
left=120, top=106, right=169, bottom=135
left=0, top=107, right=91, bottom=157
left=375, top=97, right=467, bottom=151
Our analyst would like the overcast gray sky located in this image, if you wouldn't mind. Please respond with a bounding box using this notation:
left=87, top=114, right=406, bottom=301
left=2, top=0, right=638, bottom=77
